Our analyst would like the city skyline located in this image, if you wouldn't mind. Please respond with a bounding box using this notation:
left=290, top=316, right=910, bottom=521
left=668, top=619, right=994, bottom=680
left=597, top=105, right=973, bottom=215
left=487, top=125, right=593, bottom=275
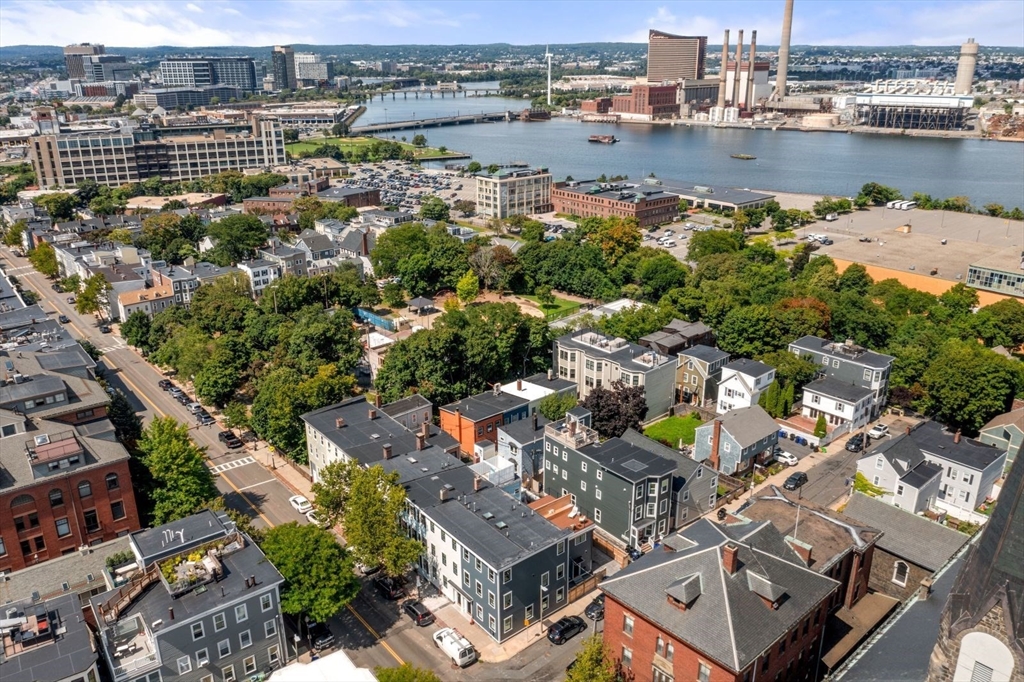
left=1, top=0, right=1023, bottom=49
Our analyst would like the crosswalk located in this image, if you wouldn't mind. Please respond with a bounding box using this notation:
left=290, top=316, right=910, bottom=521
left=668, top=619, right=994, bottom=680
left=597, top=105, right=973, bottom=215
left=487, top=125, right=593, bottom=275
left=95, top=338, right=128, bottom=352
left=210, top=456, right=256, bottom=474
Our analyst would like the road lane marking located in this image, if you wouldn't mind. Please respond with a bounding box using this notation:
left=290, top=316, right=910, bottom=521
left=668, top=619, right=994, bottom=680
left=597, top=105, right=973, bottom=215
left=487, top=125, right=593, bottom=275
left=210, top=456, right=256, bottom=474
left=236, top=478, right=277, bottom=492
left=346, top=604, right=405, bottom=665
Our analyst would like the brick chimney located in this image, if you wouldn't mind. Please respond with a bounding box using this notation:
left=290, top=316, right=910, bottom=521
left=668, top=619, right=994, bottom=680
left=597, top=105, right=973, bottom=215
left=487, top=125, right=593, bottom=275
left=368, top=408, right=377, bottom=420
left=374, top=393, right=382, bottom=408
left=420, top=420, right=430, bottom=438
left=547, top=369, right=553, bottom=381
left=517, top=379, right=522, bottom=391
left=954, top=429, right=961, bottom=444
left=473, top=476, right=482, bottom=491
left=335, top=417, right=345, bottom=428
left=416, top=433, right=426, bottom=451
left=723, top=544, right=740, bottom=575
left=361, top=229, right=370, bottom=256
left=383, top=443, right=393, bottom=460
left=532, top=412, right=538, bottom=431
left=710, top=419, right=722, bottom=471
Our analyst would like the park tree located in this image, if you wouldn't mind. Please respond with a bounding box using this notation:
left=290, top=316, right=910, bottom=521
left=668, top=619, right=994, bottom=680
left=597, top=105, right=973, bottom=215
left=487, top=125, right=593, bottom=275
left=342, top=465, right=423, bottom=577
left=687, top=229, right=743, bottom=261
left=538, top=391, right=577, bottom=421
left=535, top=284, right=556, bottom=309
left=34, top=192, right=79, bottom=221
left=28, top=241, right=59, bottom=278
left=371, top=222, right=430, bottom=277
left=419, top=195, right=450, bottom=222
left=120, top=310, right=152, bottom=352
left=857, top=182, right=903, bottom=206
left=920, top=340, right=1023, bottom=435
left=973, top=298, right=1024, bottom=349
left=582, top=380, right=649, bottom=439
left=261, top=522, right=361, bottom=623
left=594, top=217, right=641, bottom=266
left=381, top=281, right=406, bottom=308
left=411, top=134, right=427, bottom=147
left=465, top=161, right=482, bottom=173
left=206, top=214, right=269, bottom=265
left=374, top=664, right=442, bottom=682
left=107, top=390, right=143, bottom=448
left=456, top=269, right=479, bottom=304
left=137, top=417, right=219, bottom=524
left=453, top=199, right=476, bottom=216
left=566, top=635, right=618, bottom=682
left=75, top=273, right=111, bottom=317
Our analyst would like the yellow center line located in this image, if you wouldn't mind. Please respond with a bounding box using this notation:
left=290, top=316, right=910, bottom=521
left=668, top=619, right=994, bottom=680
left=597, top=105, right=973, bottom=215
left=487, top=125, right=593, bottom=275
left=347, top=604, right=405, bottom=665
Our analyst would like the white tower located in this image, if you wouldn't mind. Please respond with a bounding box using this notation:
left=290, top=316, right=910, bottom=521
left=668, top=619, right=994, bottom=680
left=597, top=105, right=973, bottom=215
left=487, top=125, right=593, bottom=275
left=545, top=46, right=553, bottom=106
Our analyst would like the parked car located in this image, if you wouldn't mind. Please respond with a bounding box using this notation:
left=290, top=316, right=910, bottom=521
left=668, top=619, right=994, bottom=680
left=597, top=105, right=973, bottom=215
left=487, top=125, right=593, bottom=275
left=218, top=431, right=243, bottom=448
left=58, top=315, right=70, bottom=324
left=403, top=600, right=436, bottom=626
left=775, top=450, right=800, bottom=466
left=51, top=283, right=62, bottom=292
left=186, top=402, right=204, bottom=414
left=845, top=433, right=866, bottom=452
left=305, top=510, right=326, bottom=527
left=584, top=593, right=605, bottom=621
left=98, top=324, right=111, bottom=333
left=66, top=296, right=76, bottom=303
left=289, top=495, right=313, bottom=514
left=305, top=620, right=334, bottom=651
left=158, top=379, right=173, bottom=390
left=433, top=628, right=477, bottom=668
left=547, top=615, right=586, bottom=644
left=374, top=576, right=406, bottom=600
left=783, top=472, right=809, bottom=491
left=868, top=424, right=890, bottom=439
left=197, top=413, right=215, bottom=426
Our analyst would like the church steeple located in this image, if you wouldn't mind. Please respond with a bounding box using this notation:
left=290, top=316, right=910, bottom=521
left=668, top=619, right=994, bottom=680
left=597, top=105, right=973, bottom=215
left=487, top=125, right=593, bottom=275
left=929, top=451, right=1024, bottom=680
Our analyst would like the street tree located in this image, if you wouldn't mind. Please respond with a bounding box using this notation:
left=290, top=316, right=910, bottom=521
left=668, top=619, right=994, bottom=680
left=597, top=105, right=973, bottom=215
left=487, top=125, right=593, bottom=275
left=538, top=391, right=577, bottom=421
left=374, top=665, right=443, bottom=682
left=222, top=401, right=251, bottom=431
left=28, top=241, right=59, bottom=278
left=107, top=390, right=143, bottom=448
left=453, top=199, right=476, bottom=216
left=2, top=220, right=25, bottom=247
left=565, top=634, right=618, bottom=682
left=75, top=273, right=111, bottom=317
left=456, top=269, right=479, bottom=304
left=582, top=380, right=649, bottom=438
left=261, top=522, right=361, bottom=623
left=465, top=161, right=482, bottom=173
left=342, top=465, right=423, bottom=577
left=419, top=195, right=450, bottom=222
left=310, top=458, right=361, bottom=528
left=137, top=417, right=219, bottom=524
left=120, top=311, right=152, bottom=352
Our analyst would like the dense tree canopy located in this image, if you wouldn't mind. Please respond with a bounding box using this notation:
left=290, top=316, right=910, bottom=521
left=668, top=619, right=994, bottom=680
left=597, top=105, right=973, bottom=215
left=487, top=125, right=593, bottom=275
left=137, top=417, right=219, bottom=524
left=582, top=381, right=649, bottom=439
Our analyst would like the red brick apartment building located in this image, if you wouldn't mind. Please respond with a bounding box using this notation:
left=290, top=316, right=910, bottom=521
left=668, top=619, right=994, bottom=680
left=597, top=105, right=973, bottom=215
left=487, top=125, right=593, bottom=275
left=601, top=519, right=839, bottom=682
left=611, top=85, right=679, bottom=118
left=551, top=181, right=679, bottom=227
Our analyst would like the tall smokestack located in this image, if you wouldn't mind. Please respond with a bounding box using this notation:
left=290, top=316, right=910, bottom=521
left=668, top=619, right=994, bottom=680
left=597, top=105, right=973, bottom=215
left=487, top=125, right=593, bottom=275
left=717, top=29, right=730, bottom=108
left=774, top=0, right=794, bottom=100
left=954, top=38, right=978, bottom=95
left=732, top=29, right=744, bottom=107
left=745, top=30, right=757, bottom=109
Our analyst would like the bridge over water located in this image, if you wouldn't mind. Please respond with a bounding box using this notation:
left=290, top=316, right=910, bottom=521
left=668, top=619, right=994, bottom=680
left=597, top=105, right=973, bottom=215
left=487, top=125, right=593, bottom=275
left=350, top=111, right=512, bottom=134
left=361, top=88, right=502, bottom=100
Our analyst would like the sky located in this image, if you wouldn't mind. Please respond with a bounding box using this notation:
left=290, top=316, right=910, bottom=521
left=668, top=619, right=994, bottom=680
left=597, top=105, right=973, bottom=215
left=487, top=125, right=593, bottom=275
left=1, top=0, right=1022, bottom=48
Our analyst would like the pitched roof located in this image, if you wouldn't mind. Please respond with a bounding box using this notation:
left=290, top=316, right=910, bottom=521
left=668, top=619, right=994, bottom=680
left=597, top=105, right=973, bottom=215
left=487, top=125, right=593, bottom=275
left=843, top=493, right=969, bottom=571
left=711, top=405, right=780, bottom=449
left=602, top=519, right=839, bottom=672
left=982, top=407, right=1024, bottom=435
left=802, top=377, right=874, bottom=404
left=680, top=344, right=730, bottom=364
left=380, top=393, right=432, bottom=417
left=440, top=390, right=528, bottom=421
left=723, top=357, right=774, bottom=378
left=909, top=421, right=1006, bottom=471
left=788, top=335, right=895, bottom=369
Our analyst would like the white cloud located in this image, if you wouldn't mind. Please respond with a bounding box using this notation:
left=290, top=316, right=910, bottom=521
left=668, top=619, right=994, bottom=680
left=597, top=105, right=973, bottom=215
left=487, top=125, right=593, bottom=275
left=186, top=3, right=204, bottom=13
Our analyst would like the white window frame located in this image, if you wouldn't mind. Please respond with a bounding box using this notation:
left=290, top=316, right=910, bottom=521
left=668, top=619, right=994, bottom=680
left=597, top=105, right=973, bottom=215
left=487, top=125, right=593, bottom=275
left=596, top=469, right=603, bottom=481
left=268, top=645, right=281, bottom=667
left=596, top=488, right=602, bottom=500
left=503, top=615, right=513, bottom=633
left=581, top=480, right=587, bottom=492
left=243, top=655, right=257, bottom=675
left=892, top=560, right=909, bottom=587
left=192, top=621, right=205, bottom=641
left=235, top=604, right=248, bottom=623
left=196, top=648, right=210, bottom=667
left=265, top=619, right=277, bottom=638
left=260, top=593, right=273, bottom=612
left=213, top=612, right=227, bottom=632
left=218, top=639, right=231, bottom=658
left=239, top=629, right=252, bottom=649
left=223, top=664, right=236, bottom=682
left=177, top=656, right=193, bottom=674
left=581, top=461, right=587, bottom=473
left=623, top=614, right=634, bottom=636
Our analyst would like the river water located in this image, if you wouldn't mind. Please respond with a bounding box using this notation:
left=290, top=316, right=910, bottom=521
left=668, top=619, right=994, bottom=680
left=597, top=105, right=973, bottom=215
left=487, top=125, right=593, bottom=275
left=359, top=83, right=1024, bottom=208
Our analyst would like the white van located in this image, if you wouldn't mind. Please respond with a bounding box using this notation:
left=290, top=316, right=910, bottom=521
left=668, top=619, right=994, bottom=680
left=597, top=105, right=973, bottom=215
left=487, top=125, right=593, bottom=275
left=662, top=239, right=677, bottom=247
left=433, top=628, right=477, bottom=667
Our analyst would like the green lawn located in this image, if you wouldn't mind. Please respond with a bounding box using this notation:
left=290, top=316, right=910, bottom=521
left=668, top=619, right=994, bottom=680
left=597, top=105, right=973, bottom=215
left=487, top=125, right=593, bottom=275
left=644, top=414, right=702, bottom=448
left=285, top=136, right=459, bottom=158
left=520, top=294, right=580, bottom=319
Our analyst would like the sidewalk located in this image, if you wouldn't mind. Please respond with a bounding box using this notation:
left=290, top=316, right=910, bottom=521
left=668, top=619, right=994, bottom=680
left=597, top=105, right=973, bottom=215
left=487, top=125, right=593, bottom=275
left=424, top=589, right=597, bottom=663
left=258, top=443, right=315, bottom=500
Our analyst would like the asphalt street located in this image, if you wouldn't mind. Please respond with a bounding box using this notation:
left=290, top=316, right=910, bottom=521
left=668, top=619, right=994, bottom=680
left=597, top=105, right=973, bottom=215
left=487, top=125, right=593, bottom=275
left=1, top=246, right=582, bottom=680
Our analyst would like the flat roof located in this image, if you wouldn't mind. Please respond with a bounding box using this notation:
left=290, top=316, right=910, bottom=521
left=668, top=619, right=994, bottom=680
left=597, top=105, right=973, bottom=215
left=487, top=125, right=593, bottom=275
left=0, top=593, right=96, bottom=682
left=655, top=179, right=775, bottom=206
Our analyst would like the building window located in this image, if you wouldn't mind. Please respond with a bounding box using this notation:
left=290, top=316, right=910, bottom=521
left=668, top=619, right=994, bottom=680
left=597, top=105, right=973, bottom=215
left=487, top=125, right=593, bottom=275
left=896, top=484, right=905, bottom=497
left=596, top=488, right=602, bottom=500
left=503, top=615, right=513, bottom=633
left=0, top=537, right=6, bottom=557
left=214, top=612, right=227, bottom=631
left=265, top=620, right=277, bottom=638
left=105, top=473, right=119, bottom=490
left=556, top=586, right=565, bottom=602
left=222, top=665, right=236, bottom=682
left=623, top=614, right=634, bottom=636
left=261, top=593, right=273, bottom=612
left=595, top=508, right=602, bottom=522
left=268, top=645, right=280, bottom=667
left=218, top=639, right=231, bottom=658
left=239, top=630, right=252, bottom=649
left=873, top=475, right=881, bottom=486
left=235, top=604, right=248, bottom=623
left=504, top=591, right=513, bottom=608
left=502, top=569, right=512, bottom=583
left=596, top=470, right=603, bottom=481
left=541, top=571, right=550, bottom=587
left=892, top=561, right=910, bottom=586
left=666, top=642, right=674, bottom=662
left=699, top=662, right=712, bottom=682
left=635, top=486, right=643, bottom=499
left=476, top=580, right=483, bottom=598
left=196, top=648, right=209, bottom=667
left=557, top=540, right=565, bottom=555
left=581, top=461, right=588, bottom=473
left=83, top=510, right=99, bottom=532
left=557, top=564, right=565, bottom=580
left=78, top=481, right=92, bottom=498
left=656, top=636, right=664, bottom=656
left=177, top=655, right=193, bottom=674
left=243, top=656, right=257, bottom=675
left=55, top=517, right=71, bottom=538
left=648, top=482, right=657, bottom=496
left=463, top=570, right=471, bottom=586
left=622, top=647, right=633, bottom=668
left=488, top=591, right=496, bottom=608
left=111, top=500, right=125, bottom=520
left=581, top=481, right=587, bottom=492
left=49, top=489, right=64, bottom=507
left=192, top=622, right=205, bottom=640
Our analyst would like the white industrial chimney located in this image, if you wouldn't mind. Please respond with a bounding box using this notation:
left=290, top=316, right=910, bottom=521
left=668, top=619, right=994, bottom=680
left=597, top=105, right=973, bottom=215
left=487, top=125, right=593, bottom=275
left=954, top=39, right=978, bottom=96
left=774, top=0, right=794, bottom=100
left=717, top=29, right=730, bottom=108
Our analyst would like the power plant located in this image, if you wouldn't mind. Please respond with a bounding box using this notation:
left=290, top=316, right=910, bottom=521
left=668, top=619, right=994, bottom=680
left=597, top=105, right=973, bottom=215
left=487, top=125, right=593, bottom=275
left=773, top=0, right=794, bottom=100
left=954, top=38, right=978, bottom=95
left=712, top=27, right=769, bottom=114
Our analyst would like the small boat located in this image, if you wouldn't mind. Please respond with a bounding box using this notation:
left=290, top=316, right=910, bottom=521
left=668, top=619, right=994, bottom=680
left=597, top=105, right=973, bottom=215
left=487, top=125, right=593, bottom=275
left=588, top=135, right=618, bottom=144
left=731, top=153, right=756, bottom=160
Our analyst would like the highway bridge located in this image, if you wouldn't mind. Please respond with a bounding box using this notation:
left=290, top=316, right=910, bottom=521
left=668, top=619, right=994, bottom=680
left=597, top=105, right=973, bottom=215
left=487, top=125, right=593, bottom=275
left=361, top=88, right=502, bottom=100
left=350, top=111, right=512, bottom=134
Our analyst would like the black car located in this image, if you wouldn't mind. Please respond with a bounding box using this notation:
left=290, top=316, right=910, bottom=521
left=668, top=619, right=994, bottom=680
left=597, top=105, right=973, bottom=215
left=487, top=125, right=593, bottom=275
left=58, top=315, right=70, bottom=324
left=402, top=600, right=435, bottom=626
left=374, top=576, right=405, bottom=600
left=218, top=431, right=243, bottom=448
left=547, top=615, right=586, bottom=645
left=197, top=413, right=215, bottom=426
left=51, top=283, right=62, bottom=292
left=305, top=620, right=334, bottom=651
left=784, top=472, right=809, bottom=491
left=845, top=433, right=866, bottom=452
left=158, top=379, right=173, bottom=390
left=584, top=593, right=605, bottom=621
left=98, top=324, right=111, bottom=333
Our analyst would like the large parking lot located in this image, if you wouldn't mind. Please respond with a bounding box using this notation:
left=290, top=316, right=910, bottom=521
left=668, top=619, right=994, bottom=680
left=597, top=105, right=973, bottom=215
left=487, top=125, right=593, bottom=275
left=337, top=161, right=477, bottom=211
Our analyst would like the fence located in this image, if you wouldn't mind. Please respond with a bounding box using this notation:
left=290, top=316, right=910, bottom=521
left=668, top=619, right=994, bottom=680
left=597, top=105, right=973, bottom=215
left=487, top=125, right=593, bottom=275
left=672, top=402, right=718, bottom=422
left=568, top=568, right=606, bottom=603
left=355, top=307, right=396, bottom=331
left=715, top=473, right=748, bottom=508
